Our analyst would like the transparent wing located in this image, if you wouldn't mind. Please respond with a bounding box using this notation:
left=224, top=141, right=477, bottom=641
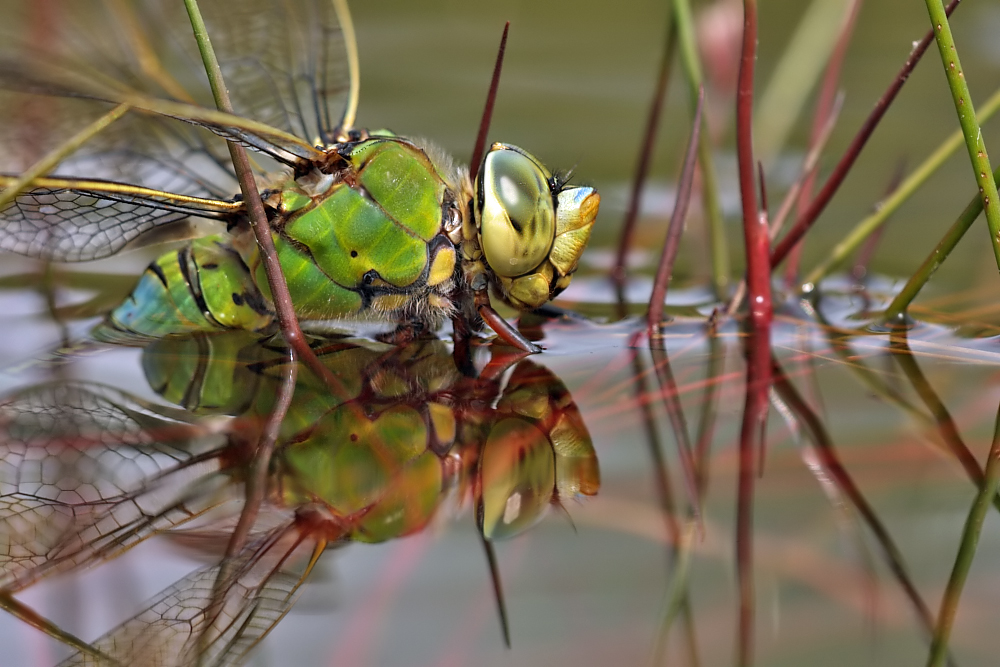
left=0, top=175, right=244, bottom=261
left=55, top=525, right=311, bottom=667
left=0, top=1, right=352, bottom=262
left=0, top=0, right=330, bottom=171
left=197, top=0, right=351, bottom=145
left=0, top=3, right=234, bottom=181
left=0, top=61, right=323, bottom=164
left=0, top=382, right=237, bottom=592
left=66, top=0, right=351, bottom=151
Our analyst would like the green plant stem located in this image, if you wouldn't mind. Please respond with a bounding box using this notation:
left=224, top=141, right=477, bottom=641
left=0, top=103, right=130, bottom=211
left=802, top=85, right=1000, bottom=288
left=926, top=403, right=1000, bottom=667
left=653, top=521, right=698, bottom=663
left=924, top=0, right=1000, bottom=269
left=672, top=0, right=729, bottom=297
left=883, top=172, right=994, bottom=321
left=694, top=321, right=722, bottom=496
left=183, top=0, right=323, bottom=372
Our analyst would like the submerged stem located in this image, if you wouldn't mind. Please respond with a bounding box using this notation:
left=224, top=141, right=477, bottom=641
left=926, top=403, right=1000, bottom=667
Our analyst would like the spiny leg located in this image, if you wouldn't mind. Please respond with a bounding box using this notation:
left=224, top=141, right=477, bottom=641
left=478, top=304, right=541, bottom=354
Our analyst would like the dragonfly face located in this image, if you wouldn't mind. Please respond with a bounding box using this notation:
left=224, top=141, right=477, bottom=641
left=475, top=143, right=600, bottom=310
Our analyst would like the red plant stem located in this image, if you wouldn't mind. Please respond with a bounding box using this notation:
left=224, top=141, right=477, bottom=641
left=232, top=146, right=348, bottom=393
left=647, top=86, right=703, bottom=328
left=224, top=358, right=298, bottom=561
left=614, top=22, right=677, bottom=283
left=230, top=150, right=307, bottom=348
left=648, top=335, right=703, bottom=530
left=756, top=161, right=768, bottom=218
left=628, top=331, right=702, bottom=662
left=736, top=0, right=769, bottom=663
left=626, top=332, right=682, bottom=538
left=185, top=0, right=337, bottom=387
left=771, top=0, right=962, bottom=270
left=469, top=23, right=509, bottom=182
left=784, top=0, right=863, bottom=285
left=694, top=319, right=722, bottom=496
left=737, top=19, right=770, bottom=331
left=853, top=160, right=907, bottom=282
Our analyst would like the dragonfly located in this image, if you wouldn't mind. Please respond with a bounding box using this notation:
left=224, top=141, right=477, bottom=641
left=0, top=332, right=599, bottom=663
left=0, top=0, right=599, bottom=353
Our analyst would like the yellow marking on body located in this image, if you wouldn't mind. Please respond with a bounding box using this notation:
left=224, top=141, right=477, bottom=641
left=427, top=246, right=457, bottom=286
left=550, top=226, right=593, bottom=275
left=371, top=293, right=410, bottom=312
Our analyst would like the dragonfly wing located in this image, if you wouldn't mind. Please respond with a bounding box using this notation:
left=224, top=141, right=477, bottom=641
left=195, top=0, right=351, bottom=145
left=0, top=58, right=323, bottom=165
left=0, top=82, right=241, bottom=203
left=55, top=525, right=311, bottom=667
left=0, top=1, right=326, bottom=168
left=0, top=382, right=236, bottom=591
left=28, top=0, right=348, bottom=154
left=128, top=96, right=324, bottom=162
left=0, top=176, right=244, bottom=261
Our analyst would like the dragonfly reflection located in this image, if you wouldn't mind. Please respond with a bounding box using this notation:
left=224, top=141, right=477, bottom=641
left=0, top=333, right=599, bottom=664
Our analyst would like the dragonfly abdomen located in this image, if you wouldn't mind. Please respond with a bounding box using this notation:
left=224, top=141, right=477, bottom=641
left=96, top=236, right=274, bottom=342
left=94, top=137, right=473, bottom=342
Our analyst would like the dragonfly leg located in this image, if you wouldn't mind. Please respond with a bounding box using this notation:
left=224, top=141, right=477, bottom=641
left=450, top=315, right=478, bottom=376
left=477, top=305, right=542, bottom=354
left=376, top=321, right=426, bottom=346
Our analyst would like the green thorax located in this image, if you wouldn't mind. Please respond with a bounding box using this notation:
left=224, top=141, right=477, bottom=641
left=242, top=136, right=464, bottom=322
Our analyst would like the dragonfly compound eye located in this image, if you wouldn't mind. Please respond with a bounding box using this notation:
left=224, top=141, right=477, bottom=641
left=476, top=144, right=600, bottom=310
left=477, top=145, right=556, bottom=280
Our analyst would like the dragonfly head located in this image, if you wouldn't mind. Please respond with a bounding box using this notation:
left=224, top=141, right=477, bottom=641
left=474, top=143, right=599, bottom=310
